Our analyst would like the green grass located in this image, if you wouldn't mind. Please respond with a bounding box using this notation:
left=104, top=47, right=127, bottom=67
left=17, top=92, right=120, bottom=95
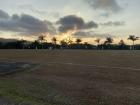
left=0, top=71, right=71, bottom=105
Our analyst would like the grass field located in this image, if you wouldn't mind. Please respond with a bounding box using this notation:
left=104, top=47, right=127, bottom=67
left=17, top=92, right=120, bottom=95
left=0, top=50, right=140, bottom=105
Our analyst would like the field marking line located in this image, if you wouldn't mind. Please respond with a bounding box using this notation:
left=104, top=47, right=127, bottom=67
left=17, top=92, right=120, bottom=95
left=46, top=62, right=140, bottom=71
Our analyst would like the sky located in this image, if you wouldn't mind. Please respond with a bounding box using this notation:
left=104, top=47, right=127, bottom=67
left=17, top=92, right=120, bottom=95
left=0, top=0, right=140, bottom=44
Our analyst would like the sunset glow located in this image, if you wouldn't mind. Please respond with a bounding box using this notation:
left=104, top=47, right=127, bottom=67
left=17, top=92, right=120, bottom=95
left=0, top=0, right=139, bottom=44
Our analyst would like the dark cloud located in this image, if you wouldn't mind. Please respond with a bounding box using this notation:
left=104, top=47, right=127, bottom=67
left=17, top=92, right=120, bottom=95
left=85, top=21, right=98, bottom=29
left=100, top=21, right=125, bottom=26
left=74, top=31, right=106, bottom=38
left=57, top=15, right=98, bottom=32
left=86, top=0, right=122, bottom=15
left=74, top=31, right=94, bottom=37
left=0, top=10, right=9, bottom=19
left=0, top=10, right=56, bottom=36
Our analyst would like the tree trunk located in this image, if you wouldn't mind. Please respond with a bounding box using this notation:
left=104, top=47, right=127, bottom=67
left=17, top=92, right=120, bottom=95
left=133, top=41, right=134, bottom=50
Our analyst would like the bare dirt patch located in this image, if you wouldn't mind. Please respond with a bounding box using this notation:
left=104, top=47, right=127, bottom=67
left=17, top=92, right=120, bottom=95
left=0, top=50, right=140, bottom=105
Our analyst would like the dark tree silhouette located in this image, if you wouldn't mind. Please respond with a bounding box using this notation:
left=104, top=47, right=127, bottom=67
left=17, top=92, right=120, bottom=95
left=119, top=39, right=125, bottom=45
left=38, top=35, right=46, bottom=49
left=38, top=35, right=46, bottom=43
left=76, top=38, right=82, bottom=44
left=17, top=40, right=27, bottom=49
left=128, top=35, right=139, bottom=50
left=60, top=40, right=67, bottom=49
left=52, top=37, right=57, bottom=45
left=75, top=38, right=82, bottom=49
left=95, top=38, right=100, bottom=45
left=119, top=39, right=125, bottom=50
left=104, top=37, right=113, bottom=49
left=84, top=42, right=88, bottom=49
left=95, top=38, right=101, bottom=49
left=60, top=40, right=67, bottom=45
left=1, top=34, right=140, bottom=50
left=66, top=38, right=73, bottom=45
left=104, top=37, right=113, bottom=45
left=33, top=40, right=40, bottom=49
left=52, top=37, right=57, bottom=48
left=65, top=37, right=73, bottom=48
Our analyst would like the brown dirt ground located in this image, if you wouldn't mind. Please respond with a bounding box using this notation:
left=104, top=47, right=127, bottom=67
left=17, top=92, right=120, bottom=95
left=0, top=50, right=140, bottom=105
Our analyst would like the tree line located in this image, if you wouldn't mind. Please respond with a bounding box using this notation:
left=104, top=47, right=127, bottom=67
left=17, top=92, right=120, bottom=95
left=0, top=35, right=139, bottom=50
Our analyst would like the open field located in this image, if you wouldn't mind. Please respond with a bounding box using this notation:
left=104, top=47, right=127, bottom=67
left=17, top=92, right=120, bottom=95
left=0, top=50, right=140, bottom=105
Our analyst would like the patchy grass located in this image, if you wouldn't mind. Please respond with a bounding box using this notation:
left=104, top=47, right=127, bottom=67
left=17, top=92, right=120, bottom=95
left=0, top=50, right=140, bottom=105
left=0, top=70, right=72, bottom=105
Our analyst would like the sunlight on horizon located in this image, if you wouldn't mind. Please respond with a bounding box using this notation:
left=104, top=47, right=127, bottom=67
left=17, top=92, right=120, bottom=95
left=0, top=0, right=140, bottom=44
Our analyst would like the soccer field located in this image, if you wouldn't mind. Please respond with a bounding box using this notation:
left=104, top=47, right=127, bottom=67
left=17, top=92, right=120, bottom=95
left=0, top=50, right=140, bottom=105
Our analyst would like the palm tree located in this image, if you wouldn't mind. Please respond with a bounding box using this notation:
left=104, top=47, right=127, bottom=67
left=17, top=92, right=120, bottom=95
left=66, top=37, right=73, bottom=48
left=119, top=39, right=125, bottom=45
left=76, top=38, right=82, bottom=44
left=84, top=42, right=88, bottom=49
left=33, top=40, right=40, bottom=50
left=104, top=37, right=113, bottom=45
left=67, top=39, right=73, bottom=45
left=52, top=37, right=57, bottom=48
left=128, top=35, right=139, bottom=50
left=104, top=37, right=113, bottom=49
left=95, top=38, right=100, bottom=45
left=38, top=35, right=46, bottom=43
left=75, top=38, right=82, bottom=49
left=38, top=35, right=46, bottom=49
left=60, top=40, right=67, bottom=49
left=60, top=40, right=66, bottom=45
left=95, top=38, right=101, bottom=49
left=119, top=39, right=125, bottom=50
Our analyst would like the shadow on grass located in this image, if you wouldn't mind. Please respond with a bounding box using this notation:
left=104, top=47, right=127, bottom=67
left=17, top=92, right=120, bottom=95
left=0, top=68, right=73, bottom=105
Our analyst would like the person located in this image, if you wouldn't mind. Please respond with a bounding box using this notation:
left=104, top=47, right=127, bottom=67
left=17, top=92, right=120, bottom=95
left=35, top=46, right=38, bottom=50
left=49, top=46, right=53, bottom=50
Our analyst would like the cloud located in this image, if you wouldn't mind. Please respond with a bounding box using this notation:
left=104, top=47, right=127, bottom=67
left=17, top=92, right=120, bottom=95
left=57, top=15, right=98, bottom=32
left=74, top=31, right=107, bottom=38
left=0, top=10, right=56, bottom=36
left=74, top=31, right=94, bottom=37
left=100, top=21, right=125, bottom=26
left=18, top=5, right=47, bottom=15
left=0, top=10, right=9, bottom=19
left=86, top=0, right=122, bottom=15
left=18, top=5, right=60, bottom=19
